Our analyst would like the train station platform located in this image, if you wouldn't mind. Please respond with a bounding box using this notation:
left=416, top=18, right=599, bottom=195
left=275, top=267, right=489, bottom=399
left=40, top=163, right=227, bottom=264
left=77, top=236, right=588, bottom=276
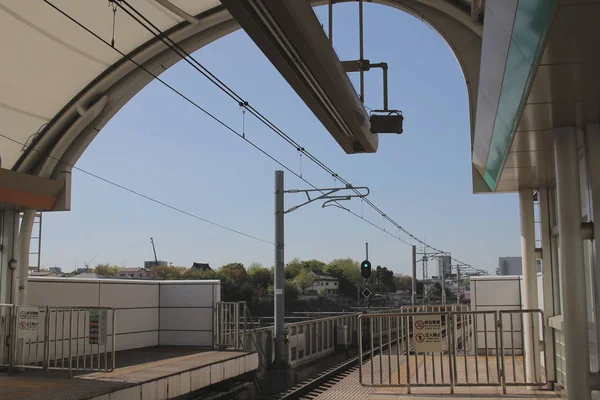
left=310, top=354, right=565, bottom=400
left=0, top=347, right=258, bottom=400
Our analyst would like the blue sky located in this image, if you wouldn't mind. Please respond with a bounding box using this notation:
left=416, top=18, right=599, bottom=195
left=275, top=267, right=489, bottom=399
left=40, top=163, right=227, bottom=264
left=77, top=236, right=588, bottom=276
left=40, top=3, right=521, bottom=276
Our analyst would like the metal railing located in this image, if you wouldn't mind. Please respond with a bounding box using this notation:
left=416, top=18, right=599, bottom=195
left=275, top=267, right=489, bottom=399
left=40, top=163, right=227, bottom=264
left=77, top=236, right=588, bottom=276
left=214, top=302, right=241, bottom=349
left=1, top=304, right=116, bottom=374
left=499, top=309, right=547, bottom=392
left=357, top=308, right=546, bottom=393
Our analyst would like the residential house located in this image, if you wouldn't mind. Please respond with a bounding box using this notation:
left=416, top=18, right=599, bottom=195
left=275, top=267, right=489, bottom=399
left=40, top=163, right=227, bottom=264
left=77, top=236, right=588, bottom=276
left=30, top=270, right=59, bottom=277
left=116, top=267, right=155, bottom=279
left=308, top=270, right=339, bottom=296
left=190, top=262, right=211, bottom=272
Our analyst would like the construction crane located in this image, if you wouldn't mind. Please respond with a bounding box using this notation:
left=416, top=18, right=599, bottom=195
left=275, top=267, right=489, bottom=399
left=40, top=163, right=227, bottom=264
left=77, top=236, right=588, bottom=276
left=83, top=252, right=100, bottom=271
left=150, top=237, right=158, bottom=263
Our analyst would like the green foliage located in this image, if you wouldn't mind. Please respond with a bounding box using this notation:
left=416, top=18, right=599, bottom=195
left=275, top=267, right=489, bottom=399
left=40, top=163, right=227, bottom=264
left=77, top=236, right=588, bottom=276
left=369, top=265, right=396, bottom=293
left=284, top=258, right=302, bottom=279
left=248, top=263, right=272, bottom=298
left=220, top=262, right=247, bottom=285
left=93, top=264, right=118, bottom=277
left=294, top=269, right=314, bottom=293
left=284, top=280, right=299, bottom=302
left=151, top=265, right=187, bottom=280
left=327, top=259, right=361, bottom=283
left=300, top=259, right=325, bottom=272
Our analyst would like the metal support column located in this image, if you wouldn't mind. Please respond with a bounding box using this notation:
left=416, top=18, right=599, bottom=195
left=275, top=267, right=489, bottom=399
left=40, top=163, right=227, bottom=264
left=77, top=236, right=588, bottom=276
left=0, top=210, right=19, bottom=305
left=554, top=126, right=591, bottom=400
left=274, top=170, right=286, bottom=367
left=538, top=186, right=556, bottom=386
left=15, top=210, right=34, bottom=305
left=456, top=264, right=461, bottom=305
left=584, top=124, right=600, bottom=368
left=412, top=245, right=416, bottom=306
left=519, top=188, right=541, bottom=384
left=358, top=0, right=364, bottom=103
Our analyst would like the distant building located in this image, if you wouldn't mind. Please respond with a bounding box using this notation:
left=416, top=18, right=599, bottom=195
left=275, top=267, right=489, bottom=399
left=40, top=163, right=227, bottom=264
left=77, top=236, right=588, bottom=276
left=497, top=256, right=541, bottom=275
left=308, top=270, right=339, bottom=296
left=116, top=267, right=155, bottom=279
left=49, top=266, right=62, bottom=274
left=30, top=270, right=59, bottom=277
left=190, top=262, right=211, bottom=272
left=144, top=260, right=168, bottom=269
left=437, top=255, right=452, bottom=279
left=75, top=267, right=90, bottom=274
left=70, top=272, right=104, bottom=279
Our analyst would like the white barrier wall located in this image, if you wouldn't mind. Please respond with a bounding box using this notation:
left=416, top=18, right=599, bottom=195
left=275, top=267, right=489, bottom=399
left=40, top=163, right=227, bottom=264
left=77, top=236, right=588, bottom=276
left=26, top=277, right=220, bottom=352
left=471, top=275, right=523, bottom=353
left=159, top=281, right=220, bottom=346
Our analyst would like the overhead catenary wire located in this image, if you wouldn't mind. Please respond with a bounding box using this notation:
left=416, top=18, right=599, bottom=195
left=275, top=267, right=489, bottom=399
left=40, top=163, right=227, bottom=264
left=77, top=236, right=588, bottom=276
left=0, top=132, right=273, bottom=245
left=113, top=0, right=475, bottom=267
left=43, top=0, right=476, bottom=268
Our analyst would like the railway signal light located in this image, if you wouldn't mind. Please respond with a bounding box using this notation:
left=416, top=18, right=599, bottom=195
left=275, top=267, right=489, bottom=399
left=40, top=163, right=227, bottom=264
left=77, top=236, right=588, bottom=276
left=361, top=260, right=372, bottom=279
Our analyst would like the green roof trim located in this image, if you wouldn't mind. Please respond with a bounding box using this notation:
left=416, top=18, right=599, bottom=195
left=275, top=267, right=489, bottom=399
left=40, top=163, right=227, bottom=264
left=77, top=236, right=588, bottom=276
left=483, top=0, right=557, bottom=190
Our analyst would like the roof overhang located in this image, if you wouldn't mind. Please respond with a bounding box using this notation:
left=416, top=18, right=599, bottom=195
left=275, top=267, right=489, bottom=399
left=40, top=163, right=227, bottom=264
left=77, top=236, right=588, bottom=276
left=471, top=0, right=600, bottom=193
left=222, top=0, right=376, bottom=153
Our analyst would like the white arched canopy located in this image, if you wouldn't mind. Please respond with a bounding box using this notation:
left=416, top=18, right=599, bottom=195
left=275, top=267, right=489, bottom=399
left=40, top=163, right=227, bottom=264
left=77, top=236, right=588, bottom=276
left=0, top=0, right=483, bottom=305
left=0, top=0, right=482, bottom=181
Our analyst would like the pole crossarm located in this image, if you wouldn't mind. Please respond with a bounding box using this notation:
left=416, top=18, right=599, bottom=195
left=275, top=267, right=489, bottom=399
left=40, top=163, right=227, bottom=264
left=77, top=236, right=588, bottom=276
left=284, top=186, right=369, bottom=214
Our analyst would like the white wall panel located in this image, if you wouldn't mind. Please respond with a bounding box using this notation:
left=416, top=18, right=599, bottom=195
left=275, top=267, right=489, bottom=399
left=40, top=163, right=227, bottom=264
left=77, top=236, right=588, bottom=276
left=28, top=280, right=99, bottom=307
left=159, top=283, right=217, bottom=308
left=112, top=308, right=158, bottom=335
left=99, top=282, right=158, bottom=308
left=159, top=331, right=212, bottom=346
left=159, top=308, right=213, bottom=331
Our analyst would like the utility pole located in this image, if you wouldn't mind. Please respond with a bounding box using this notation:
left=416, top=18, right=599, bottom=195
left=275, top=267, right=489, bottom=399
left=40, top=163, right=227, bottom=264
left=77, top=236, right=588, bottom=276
left=150, top=237, right=158, bottom=263
left=272, top=170, right=369, bottom=366
left=274, top=171, right=285, bottom=367
left=412, top=245, right=416, bottom=306
left=456, top=264, right=461, bottom=305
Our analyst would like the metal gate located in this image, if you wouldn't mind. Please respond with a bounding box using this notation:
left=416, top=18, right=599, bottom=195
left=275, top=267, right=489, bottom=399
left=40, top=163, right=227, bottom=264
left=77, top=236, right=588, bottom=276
left=358, top=309, right=546, bottom=393
left=214, top=302, right=241, bottom=349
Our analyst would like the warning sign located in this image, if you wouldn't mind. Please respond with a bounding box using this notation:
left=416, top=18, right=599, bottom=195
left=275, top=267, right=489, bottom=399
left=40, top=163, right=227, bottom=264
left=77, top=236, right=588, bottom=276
left=89, top=310, right=107, bottom=345
left=413, top=314, right=442, bottom=353
left=17, top=306, right=39, bottom=340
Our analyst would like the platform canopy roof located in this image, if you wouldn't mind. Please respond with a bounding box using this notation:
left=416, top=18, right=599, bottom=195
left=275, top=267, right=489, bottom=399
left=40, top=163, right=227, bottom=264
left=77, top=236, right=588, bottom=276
left=0, top=0, right=486, bottom=189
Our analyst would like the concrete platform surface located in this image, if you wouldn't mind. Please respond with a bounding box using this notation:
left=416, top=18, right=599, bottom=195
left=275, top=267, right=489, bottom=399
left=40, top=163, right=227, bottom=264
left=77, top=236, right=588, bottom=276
left=0, top=347, right=258, bottom=400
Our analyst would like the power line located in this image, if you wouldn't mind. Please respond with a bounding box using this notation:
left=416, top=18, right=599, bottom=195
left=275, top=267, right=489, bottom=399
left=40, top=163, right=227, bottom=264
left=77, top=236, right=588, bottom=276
left=0, top=132, right=273, bottom=245
left=42, top=0, right=474, bottom=267
left=113, top=0, right=473, bottom=264
left=42, top=0, right=411, bottom=247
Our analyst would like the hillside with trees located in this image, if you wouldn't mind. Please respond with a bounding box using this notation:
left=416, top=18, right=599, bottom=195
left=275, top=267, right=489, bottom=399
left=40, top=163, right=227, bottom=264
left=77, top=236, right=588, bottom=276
left=93, top=258, right=420, bottom=316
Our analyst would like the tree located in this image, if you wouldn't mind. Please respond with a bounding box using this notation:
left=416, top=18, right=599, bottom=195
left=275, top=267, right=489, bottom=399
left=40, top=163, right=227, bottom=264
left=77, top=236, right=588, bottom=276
left=393, top=274, right=412, bottom=291
left=94, top=264, right=118, bottom=276
left=323, top=263, right=357, bottom=298
left=328, top=259, right=361, bottom=283
left=300, top=259, right=325, bottom=272
left=294, top=269, right=314, bottom=293
left=248, top=263, right=273, bottom=298
left=284, top=258, right=303, bottom=279
left=220, top=262, right=247, bottom=285
left=284, top=280, right=299, bottom=303
left=152, top=265, right=186, bottom=280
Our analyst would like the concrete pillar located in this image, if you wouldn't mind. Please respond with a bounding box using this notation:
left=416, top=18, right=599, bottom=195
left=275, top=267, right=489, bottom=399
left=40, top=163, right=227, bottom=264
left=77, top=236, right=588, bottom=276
left=538, top=186, right=556, bottom=385
left=14, top=210, right=34, bottom=305
left=0, top=209, right=18, bottom=366
left=0, top=209, right=19, bottom=305
left=584, top=124, right=600, bottom=367
left=554, top=126, right=591, bottom=400
left=519, top=188, right=542, bottom=383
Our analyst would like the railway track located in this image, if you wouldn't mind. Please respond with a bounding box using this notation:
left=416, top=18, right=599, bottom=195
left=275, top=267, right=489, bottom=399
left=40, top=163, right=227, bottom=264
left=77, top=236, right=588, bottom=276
left=273, top=355, right=361, bottom=400
left=272, top=320, right=457, bottom=400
